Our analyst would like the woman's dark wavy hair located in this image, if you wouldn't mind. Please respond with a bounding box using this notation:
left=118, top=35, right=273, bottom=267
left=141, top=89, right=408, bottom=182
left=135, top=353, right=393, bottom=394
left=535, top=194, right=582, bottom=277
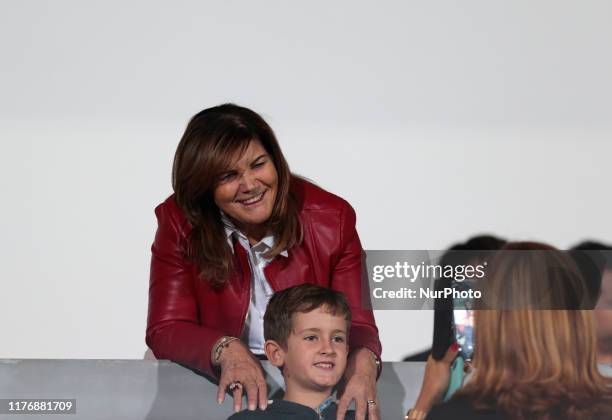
left=172, top=104, right=302, bottom=288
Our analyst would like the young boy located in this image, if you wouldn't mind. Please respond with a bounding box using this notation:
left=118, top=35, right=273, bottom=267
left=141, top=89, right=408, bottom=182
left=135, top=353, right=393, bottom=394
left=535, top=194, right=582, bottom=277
left=227, top=284, right=359, bottom=419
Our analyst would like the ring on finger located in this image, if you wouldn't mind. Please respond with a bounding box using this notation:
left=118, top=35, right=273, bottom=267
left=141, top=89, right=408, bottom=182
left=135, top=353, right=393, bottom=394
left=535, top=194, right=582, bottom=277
left=228, top=381, right=243, bottom=391
left=367, top=400, right=377, bottom=407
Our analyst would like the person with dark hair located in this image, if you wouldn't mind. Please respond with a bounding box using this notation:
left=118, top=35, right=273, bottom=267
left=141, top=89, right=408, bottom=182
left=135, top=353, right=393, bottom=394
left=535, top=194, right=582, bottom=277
left=404, top=235, right=506, bottom=362
left=228, top=284, right=359, bottom=419
left=407, top=242, right=612, bottom=420
left=571, top=241, right=612, bottom=374
left=145, top=104, right=381, bottom=420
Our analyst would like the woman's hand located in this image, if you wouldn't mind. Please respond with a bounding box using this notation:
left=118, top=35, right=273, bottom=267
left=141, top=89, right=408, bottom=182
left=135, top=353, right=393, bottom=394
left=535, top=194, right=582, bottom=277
left=409, top=342, right=459, bottom=417
left=336, top=347, right=380, bottom=420
left=216, top=340, right=268, bottom=413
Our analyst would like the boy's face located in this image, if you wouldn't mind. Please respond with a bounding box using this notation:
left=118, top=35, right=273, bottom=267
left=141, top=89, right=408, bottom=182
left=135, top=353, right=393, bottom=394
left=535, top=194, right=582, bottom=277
left=275, top=306, right=349, bottom=394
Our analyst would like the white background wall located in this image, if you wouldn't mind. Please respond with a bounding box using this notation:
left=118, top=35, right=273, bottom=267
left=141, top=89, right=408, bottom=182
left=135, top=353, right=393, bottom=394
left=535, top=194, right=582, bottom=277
left=1, top=1, right=611, bottom=361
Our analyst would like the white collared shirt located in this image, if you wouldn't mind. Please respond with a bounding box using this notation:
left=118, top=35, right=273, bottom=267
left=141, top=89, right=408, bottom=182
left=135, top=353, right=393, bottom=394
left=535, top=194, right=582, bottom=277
left=222, top=214, right=287, bottom=355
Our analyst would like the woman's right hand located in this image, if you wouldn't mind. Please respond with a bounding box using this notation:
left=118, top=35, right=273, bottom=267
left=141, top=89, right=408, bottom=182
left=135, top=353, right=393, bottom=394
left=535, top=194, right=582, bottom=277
left=216, top=340, right=268, bottom=413
left=410, top=342, right=459, bottom=415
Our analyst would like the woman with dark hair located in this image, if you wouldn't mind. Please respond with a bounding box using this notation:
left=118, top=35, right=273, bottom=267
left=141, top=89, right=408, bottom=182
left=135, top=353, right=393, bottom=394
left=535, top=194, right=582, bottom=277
left=571, top=241, right=612, bottom=372
left=406, top=242, right=612, bottom=420
left=146, top=104, right=382, bottom=419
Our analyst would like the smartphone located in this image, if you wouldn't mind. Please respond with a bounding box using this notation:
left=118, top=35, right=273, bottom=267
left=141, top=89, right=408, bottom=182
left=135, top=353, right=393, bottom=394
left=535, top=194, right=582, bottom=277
left=432, top=270, right=477, bottom=360
left=452, top=280, right=475, bottom=360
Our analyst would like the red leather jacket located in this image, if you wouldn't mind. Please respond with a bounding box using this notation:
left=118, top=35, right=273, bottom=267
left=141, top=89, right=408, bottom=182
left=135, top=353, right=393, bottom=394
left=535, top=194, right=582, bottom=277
left=146, top=178, right=382, bottom=377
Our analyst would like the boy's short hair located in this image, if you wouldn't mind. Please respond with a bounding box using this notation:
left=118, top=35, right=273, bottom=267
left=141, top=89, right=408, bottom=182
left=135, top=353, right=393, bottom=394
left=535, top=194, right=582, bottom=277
left=264, top=284, right=352, bottom=348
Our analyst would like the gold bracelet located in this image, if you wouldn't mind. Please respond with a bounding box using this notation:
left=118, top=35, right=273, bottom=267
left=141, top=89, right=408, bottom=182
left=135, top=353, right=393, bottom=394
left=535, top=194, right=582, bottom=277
left=406, top=408, right=427, bottom=420
left=211, top=336, right=239, bottom=366
left=364, top=348, right=381, bottom=370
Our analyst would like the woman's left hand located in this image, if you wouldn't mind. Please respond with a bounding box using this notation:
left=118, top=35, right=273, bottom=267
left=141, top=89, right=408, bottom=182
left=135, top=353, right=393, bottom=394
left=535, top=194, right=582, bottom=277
left=336, top=347, right=379, bottom=420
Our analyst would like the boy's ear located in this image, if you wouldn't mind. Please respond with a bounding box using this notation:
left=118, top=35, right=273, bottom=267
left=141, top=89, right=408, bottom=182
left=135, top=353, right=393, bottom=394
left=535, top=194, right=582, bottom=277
left=264, top=340, right=285, bottom=368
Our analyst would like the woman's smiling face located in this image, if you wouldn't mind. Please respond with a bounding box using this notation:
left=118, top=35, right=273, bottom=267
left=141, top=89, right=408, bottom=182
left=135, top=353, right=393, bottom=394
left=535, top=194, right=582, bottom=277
left=213, top=139, right=278, bottom=239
